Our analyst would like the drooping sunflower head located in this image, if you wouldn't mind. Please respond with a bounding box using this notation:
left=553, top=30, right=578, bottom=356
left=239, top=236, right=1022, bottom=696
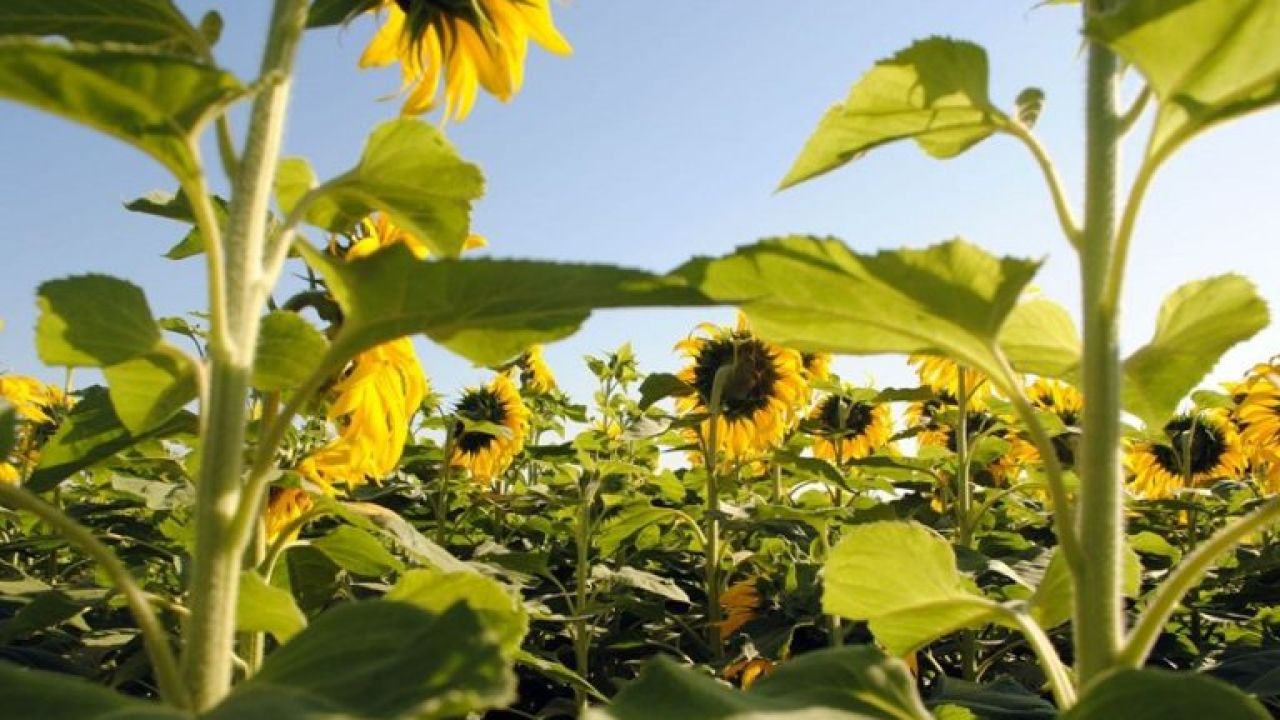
left=674, top=318, right=808, bottom=462
left=1127, top=410, right=1246, bottom=500
left=265, top=487, right=314, bottom=543
left=1026, top=377, right=1083, bottom=467
left=360, top=0, right=572, bottom=121
left=908, top=354, right=991, bottom=409
left=516, top=345, right=556, bottom=394
left=451, top=373, right=530, bottom=483
left=806, top=393, right=894, bottom=463
left=719, top=578, right=762, bottom=638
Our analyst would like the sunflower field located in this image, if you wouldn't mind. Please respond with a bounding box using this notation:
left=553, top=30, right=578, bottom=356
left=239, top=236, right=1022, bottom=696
left=3, top=1, right=1280, bottom=719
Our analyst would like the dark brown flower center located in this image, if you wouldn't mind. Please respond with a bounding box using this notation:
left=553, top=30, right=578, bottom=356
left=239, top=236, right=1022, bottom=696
left=454, top=388, right=508, bottom=453
left=1151, top=414, right=1227, bottom=477
left=691, top=334, right=780, bottom=421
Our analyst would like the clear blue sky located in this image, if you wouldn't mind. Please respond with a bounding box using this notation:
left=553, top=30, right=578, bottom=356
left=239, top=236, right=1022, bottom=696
left=1, top=2, right=1277, bottom=407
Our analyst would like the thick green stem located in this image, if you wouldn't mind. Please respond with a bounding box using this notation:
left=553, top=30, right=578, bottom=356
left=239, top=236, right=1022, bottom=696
left=1074, top=0, right=1125, bottom=685
left=0, top=484, right=188, bottom=707
left=1009, top=608, right=1077, bottom=709
left=182, top=0, right=308, bottom=710
left=703, top=365, right=733, bottom=659
left=572, top=475, right=599, bottom=713
left=1121, top=497, right=1280, bottom=668
left=954, top=371, right=978, bottom=681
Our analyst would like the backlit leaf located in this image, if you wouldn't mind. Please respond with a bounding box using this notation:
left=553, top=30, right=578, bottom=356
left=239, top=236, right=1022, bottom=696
left=237, top=571, right=306, bottom=643
left=36, top=275, right=160, bottom=367
left=0, top=0, right=206, bottom=55
left=998, top=298, right=1080, bottom=379
left=253, top=312, right=328, bottom=392
left=387, top=569, right=528, bottom=656
left=781, top=37, right=1007, bottom=189
left=1062, top=668, right=1270, bottom=720
left=101, top=348, right=198, bottom=434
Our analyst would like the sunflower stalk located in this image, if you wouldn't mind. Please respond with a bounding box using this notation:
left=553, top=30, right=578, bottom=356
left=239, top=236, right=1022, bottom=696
left=1073, top=0, right=1125, bottom=684
left=702, top=362, right=735, bottom=659
left=181, top=0, right=308, bottom=710
left=572, top=471, right=601, bottom=714
left=954, top=369, right=978, bottom=681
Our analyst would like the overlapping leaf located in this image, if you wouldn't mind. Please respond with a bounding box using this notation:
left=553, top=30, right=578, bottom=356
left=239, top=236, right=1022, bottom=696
left=0, top=0, right=207, bottom=56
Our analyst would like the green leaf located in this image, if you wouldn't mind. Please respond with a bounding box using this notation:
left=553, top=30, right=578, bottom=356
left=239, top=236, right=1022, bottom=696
left=101, top=348, right=198, bottom=433
left=677, top=237, right=1039, bottom=385
left=333, top=500, right=472, bottom=573
left=36, top=275, right=161, bottom=367
left=597, top=504, right=684, bottom=558
left=237, top=571, right=306, bottom=643
left=1027, top=545, right=1141, bottom=630
left=253, top=312, right=328, bottom=392
left=0, top=39, right=242, bottom=179
left=516, top=650, right=608, bottom=702
left=1063, top=668, right=1270, bottom=720
left=637, top=372, right=694, bottom=410
left=593, top=565, right=691, bottom=604
left=28, top=387, right=197, bottom=492
left=312, top=525, right=405, bottom=577
left=1015, top=87, right=1046, bottom=129
left=300, top=243, right=711, bottom=367
left=0, top=662, right=187, bottom=719
left=0, top=400, right=15, bottom=458
left=307, top=0, right=379, bottom=28
left=0, top=590, right=86, bottom=643
left=1123, top=274, right=1268, bottom=429
left=0, top=0, right=207, bottom=55
left=387, top=568, right=528, bottom=656
left=998, top=298, right=1080, bottom=379
left=824, top=521, right=1005, bottom=655
left=238, top=600, right=514, bottom=719
left=1088, top=0, right=1280, bottom=158
left=592, top=647, right=932, bottom=720
left=125, top=188, right=228, bottom=261
left=781, top=37, right=1007, bottom=189
left=283, top=119, right=484, bottom=257
left=926, top=677, right=1055, bottom=719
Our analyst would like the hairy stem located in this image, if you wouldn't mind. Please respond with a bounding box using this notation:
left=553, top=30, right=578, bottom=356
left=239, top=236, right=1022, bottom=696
left=1074, top=0, right=1125, bottom=684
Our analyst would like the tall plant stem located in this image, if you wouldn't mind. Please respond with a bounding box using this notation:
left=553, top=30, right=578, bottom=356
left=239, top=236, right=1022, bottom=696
left=1074, top=0, right=1125, bottom=684
left=182, top=0, right=308, bottom=710
left=954, top=371, right=978, bottom=681
left=572, top=474, right=599, bottom=713
left=703, top=365, right=733, bottom=659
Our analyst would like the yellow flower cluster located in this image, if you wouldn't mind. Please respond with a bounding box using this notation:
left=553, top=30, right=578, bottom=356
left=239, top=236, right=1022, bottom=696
left=1231, top=363, right=1280, bottom=494
left=360, top=0, right=571, bottom=121
left=0, top=375, right=66, bottom=484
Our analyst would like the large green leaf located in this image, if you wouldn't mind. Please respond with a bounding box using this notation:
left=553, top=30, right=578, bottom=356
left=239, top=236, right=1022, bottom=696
left=591, top=647, right=932, bottom=720
left=238, top=600, right=514, bottom=719
left=36, top=275, right=161, bottom=367
left=676, top=237, right=1039, bottom=384
left=824, top=521, right=1006, bottom=655
left=278, top=119, right=483, bottom=258
left=237, top=571, right=306, bottom=643
left=998, top=298, right=1081, bottom=379
left=1088, top=0, right=1280, bottom=158
left=37, top=276, right=197, bottom=433
left=101, top=348, right=198, bottom=434
left=926, top=677, right=1056, bottom=720
left=780, top=37, right=1008, bottom=189
left=300, top=243, right=711, bottom=367
left=387, top=569, right=528, bottom=656
left=0, top=0, right=206, bottom=55
left=1063, top=668, right=1270, bottom=720
left=0, top=39, right=241, bottom=178
left=253, top=312, right=329, bottom=392
left=28, top=387, right=197, bottom=492
left=312, top=525, right=405, bottom=577
left=0, top=662, right=188, bottom=719
left=1123, top=275, right=1268, bottom=429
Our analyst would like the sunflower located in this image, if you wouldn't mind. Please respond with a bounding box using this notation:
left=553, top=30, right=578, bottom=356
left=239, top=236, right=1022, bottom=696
left=674, top=316, right=808, bottom=463
left=1127, top=410, right=1246, bottom=500
left=0, top=463, right=18, bottom=486
left=359, top=0, right=572, bottom=121
left=0, top=375, right=65, bottom=425
left=807, top=393, right=893, bottom=463
left=342, top=212, right=487, bottom=261
left=1020, top=377, right=1084, bottom=468
left=264, top=487, right=314, bottom=543
left=298, top=337, right=428, bottom=493
left=516, top=345, right=556, bottom=394
left=451, top=372, right=530, bottom=483
left=1234, top=378, right=1280, bottom=494
left=908, top=354, right=991, bottom=409
left=906, top=400, right=999, bottom=455
left=719, top=578, right=762, bottom=638
left=723, top=657, right=776, bottom=690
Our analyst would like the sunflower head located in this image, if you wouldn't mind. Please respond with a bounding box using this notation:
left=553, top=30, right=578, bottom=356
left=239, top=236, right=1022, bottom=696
left=360, top=0, right=572, bottom=121
left=1026, top=377, right=1083, bottom=467
left=451, top=373, right=530, bottom=483
left=807, top=393, right=893, bottom=463
left=1127, top=410, right=1246, bottom=499
left=674, top=318, right=807, bottom=463
left=516, top=345, right=557, bottom=394
left=800, top=352, right=832, bottom=383
left=908, top=354, right=991, bottom=409
left=719, top=578, right=762, bottom=638
left=265, top=487, right=314, bottom=543
left=338, top=212, right=487, bottom=261
left=1233, top=377, right=1280, bottom=494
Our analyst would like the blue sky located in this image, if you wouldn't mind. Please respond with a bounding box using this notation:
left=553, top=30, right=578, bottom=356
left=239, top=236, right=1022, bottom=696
left=1, top=2, right=1277, bottom=408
